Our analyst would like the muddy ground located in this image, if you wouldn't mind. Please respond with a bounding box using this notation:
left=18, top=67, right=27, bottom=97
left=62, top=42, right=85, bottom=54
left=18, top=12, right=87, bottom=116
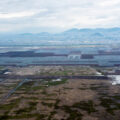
left=0, top=78, right=120, bottom=120
left=0, top=66, right=120, bottom=120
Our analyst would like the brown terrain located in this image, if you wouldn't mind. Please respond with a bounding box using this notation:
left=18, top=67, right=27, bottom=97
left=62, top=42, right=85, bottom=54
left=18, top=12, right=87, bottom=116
left=0, top=66, right=120, bottom=120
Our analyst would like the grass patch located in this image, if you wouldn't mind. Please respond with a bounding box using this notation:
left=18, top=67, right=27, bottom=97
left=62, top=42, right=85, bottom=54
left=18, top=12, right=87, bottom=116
left=100, top=96, right=120, bottom=115
left=41, top=89, right=47, bottom=94
left=0, top=98, right=20, bottom=111
left=32, top=86, right=44, bottom=91
left=46, top=79, right=68, bottom=86
left=0, top=66, right=4, bottom=71
left=41, top=98, right=56, bottom=101
left=90, top=84, right=109, bottom=91
left=48, top=111, right=57, bottom=120
left=0, top=103, right=15, bottom=111
left=63, top=87, right=73, bottom=90
left=15, top=101, right=37, bottom=115
left=72, top=100, right=97, bottom=114
left=41, top=102, right=54, bottom=108
left=60, top=100, right=96, bottom=120
left=54, top=99, right=60, bottom=109
left=62, top=106, right=83, bottom=120
left=0, top=114, right=9, bottom=120
left=1, top=113, right=46, bottom=120
left=36, top=114, right=46, bottom=120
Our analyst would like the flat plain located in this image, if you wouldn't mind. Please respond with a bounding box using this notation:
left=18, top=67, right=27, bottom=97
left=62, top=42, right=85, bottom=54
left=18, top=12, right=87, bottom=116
left=0, top=66, right=120, bottom=120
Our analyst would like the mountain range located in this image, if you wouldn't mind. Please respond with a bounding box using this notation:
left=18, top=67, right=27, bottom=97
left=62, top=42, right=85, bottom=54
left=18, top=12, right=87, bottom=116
left=0, top=28, right=120, bottom=46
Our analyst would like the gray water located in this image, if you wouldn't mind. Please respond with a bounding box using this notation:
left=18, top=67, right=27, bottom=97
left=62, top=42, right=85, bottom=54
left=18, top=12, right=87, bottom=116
left=0, top=46, right=120, bottom=66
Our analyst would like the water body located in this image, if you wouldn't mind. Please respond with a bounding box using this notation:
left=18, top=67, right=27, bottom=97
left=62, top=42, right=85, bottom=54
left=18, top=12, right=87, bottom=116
left=0, top=45, right=120, bottom=67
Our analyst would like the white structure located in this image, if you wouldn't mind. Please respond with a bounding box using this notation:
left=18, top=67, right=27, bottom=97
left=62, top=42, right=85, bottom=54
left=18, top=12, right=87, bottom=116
left=52, top=78, right=61, bottom=82
left=108, top=75, right=120, bottom=85
left=68, top=53, right=81, bottom=60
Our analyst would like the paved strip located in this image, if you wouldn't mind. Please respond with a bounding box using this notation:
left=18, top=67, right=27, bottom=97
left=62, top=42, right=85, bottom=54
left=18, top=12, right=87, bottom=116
left=0, top=75, right=109, bottom=80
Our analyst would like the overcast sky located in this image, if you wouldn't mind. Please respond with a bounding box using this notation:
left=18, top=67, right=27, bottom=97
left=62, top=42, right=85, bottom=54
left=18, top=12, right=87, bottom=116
left=0, top=0, right=120, bottom=33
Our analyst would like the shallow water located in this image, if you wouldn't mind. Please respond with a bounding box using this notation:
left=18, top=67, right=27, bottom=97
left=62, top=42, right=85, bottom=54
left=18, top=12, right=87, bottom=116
left=0, top=46, right=120, bottom=66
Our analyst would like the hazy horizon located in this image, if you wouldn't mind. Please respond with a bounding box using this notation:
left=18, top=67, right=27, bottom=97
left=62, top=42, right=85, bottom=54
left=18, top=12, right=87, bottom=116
left=0, top=27, right=120, bottom=34
left=0, top=0, right=120, bottom=33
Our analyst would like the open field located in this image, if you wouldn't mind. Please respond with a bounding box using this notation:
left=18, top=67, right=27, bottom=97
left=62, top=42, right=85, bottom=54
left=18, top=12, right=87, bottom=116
left=6, top=66, right=98, bottom=76
left=0, top=66, right=120, bottom=120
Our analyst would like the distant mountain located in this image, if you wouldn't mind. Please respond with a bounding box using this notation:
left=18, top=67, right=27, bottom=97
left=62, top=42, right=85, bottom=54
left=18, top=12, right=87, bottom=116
left=20, top=33, right=33, bottom=36
left=0, top=28, right=120, bottom=46
left=91, top=33, right=103, bottom=37
left=63, top=28, right=80, bottom=33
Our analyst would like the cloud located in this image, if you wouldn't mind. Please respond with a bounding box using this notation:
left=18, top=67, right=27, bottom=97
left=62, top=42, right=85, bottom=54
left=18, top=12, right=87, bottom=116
left=0, top=9, right=47, bottom=19
left=0, top=11, right=36, bottom=19
left=98, top=0, right=120, bottom=7
left=0, top=0, right=120, bottom=33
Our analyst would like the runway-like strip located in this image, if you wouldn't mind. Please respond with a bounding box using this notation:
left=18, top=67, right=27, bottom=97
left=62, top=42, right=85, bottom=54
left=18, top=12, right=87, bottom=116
left=0, top=75, right=109, bottom=80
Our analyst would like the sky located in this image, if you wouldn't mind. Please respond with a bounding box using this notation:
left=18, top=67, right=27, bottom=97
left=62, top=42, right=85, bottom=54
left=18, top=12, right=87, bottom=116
left=0, top=0, right=120, bottom=33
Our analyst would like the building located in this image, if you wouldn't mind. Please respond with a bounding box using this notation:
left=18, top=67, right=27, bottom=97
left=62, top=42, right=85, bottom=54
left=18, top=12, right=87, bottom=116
left=68, top=52, right=81, bottom=60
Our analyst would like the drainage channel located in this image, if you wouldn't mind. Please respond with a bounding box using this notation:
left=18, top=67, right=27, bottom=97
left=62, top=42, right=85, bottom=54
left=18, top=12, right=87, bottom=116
left=0, top=78, right=29, bottom=104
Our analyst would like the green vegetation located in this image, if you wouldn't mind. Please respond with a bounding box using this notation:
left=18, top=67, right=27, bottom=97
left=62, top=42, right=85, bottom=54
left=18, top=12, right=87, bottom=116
left=43, top=99, right=60, bottom=120
left=100, top=96, right=120, bottom=115
left=15, top=107, right=31, bottom=114
left=32, top=85, right=45, bottom=91
left=0, top=114, right=9, bottom=120
left=79, top=87, right=88, bottom=90
left=46, top=79, right=68, bottom=86
left=41, top=102, right=54, bottom=108
left=53, top=100, right=96, bottom=120
left=90, top=84, right=109, bottom=91
left=0, top=100, right=45, bottom=120
left=63, top=87, right=73, bottom=90
left=48, top=111, right=57, bottom=120
left=54, top=99, right=60, bottom=109
left=0, top=98, right=20, bottom=111
left=17, top=81, right=35, bottom=92
left=41, top=98, right=56, bottom=101
left=0, top=66, right=4, bottom=70
left=36, top=114, right=46, bottom=120
left=0, top=113, right=46, bottom=120
left=0, top=103, right=15, bottom=111
left=79, top=84, right=108, bottom=91
left=15, top=101, right=37, bottom=114
left=2, top=101, right=39, bottom=119
left=62, top=106, right=83, bottom=120
left=0, top=99, right=21, bottom=120
left=73, top=100, right=97, bottom=114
